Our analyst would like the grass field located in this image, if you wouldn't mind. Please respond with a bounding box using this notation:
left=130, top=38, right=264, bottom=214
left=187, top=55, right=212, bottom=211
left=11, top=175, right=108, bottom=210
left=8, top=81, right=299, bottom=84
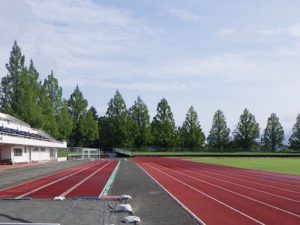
left=131, top=151, right=299, bottom=156
left=189, top=158, right=300, bottom=176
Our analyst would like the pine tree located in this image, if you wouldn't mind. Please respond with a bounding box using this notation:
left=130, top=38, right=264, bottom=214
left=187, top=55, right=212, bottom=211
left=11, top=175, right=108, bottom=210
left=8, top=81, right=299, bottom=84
left=289, top=114, right=300, bottom=150
left=89, top=106, right=98, bottom=121
left=43, top=70, right=62, bottom=115
left=151, top=98, right=178, bottom=148
left=0, top=41, right=25, bottom=114
left=129, top=96, right=151, bottom=148
left=10, top=59, right=44, bottom=129
left=179, top=106, right=205, bottom=148
left=233, top=108, right=260, bottom=150
left=56, top=100, right=73, bottom=141
left=105, top=90, right=132, bottom=148
left=78, top=109, right=99, bottom=147
left=68, top=85, right=88, bottom=146
left=262, top=113, right=284, bottom=151
left=207, top=110, right=230, bottom=150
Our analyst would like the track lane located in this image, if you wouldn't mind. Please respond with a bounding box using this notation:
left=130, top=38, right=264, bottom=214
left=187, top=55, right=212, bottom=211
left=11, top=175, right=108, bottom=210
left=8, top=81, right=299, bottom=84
left=135, top=158, right=300, bottom=225
left=137, top=161, right=262, bottom=225
left=0, top=161, right=102, bottom=198
left=27, top=160, right=108, bottom=199
left=149, top=162, right=300, bottom=223
left=64, top=160, right=117, bottom=198
left=184, top=160, right=300, bottom=189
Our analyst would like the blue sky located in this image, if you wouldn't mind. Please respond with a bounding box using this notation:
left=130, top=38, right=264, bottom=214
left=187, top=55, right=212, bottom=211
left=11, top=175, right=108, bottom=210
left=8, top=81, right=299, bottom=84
left=1, top=0, right=300, bottom=140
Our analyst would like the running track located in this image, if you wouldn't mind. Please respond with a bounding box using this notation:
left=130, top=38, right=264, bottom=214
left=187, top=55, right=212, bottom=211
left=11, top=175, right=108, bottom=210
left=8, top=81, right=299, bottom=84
left=134, top=157, right=300, bottom=225
left=0, top=160, right=118, bottom=199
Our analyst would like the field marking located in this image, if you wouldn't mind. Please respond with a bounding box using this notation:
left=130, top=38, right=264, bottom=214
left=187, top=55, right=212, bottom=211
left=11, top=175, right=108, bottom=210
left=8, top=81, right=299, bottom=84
left=16, top=161, right=105, bottom=198
left=182, top=168, right=300, bottom=204
left=59, top=161, right=112, bottom=198
left=144, top=162, right=264, bottom=225
left=99, top=160, right=120, bottom=197
left=134, top=161, right=207, bottom=225
left=194, top=163, right=300, bottom=188
left=191, top=166, right=300, bottom=194
left=0, top=161, right=100, bottom=193
left=185, top=165, right=300, bottom=195
left=154, top=163, right=300, bottom=219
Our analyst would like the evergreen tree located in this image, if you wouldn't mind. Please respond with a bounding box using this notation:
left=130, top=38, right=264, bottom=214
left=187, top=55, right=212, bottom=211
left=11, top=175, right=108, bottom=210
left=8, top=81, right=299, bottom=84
left=262, top=113, right=284, bottom=151
left=0, top=41, right=25, bottom=114
left=207, top=110, right=230, bottom=150
left=43, top=70, right=62, bottom=115
left=104, top=90, right=132, bottom=148
left=68, top=85, right=88, bottom=146
left=179, top=106, right=205, bottom=148
left=56, top=100, right=73, bottom=141
left=151, top=98, right=178, bottom=148
left=89, top=106, right=99, bottom=121
left=78, top=109, right=99, bottom=147
left=289, top=114, right=300, bottom=150
left=129, top=96, right=151, bottom=148
left=233, top=108, right=260, bottom=150
left=10, top=59, right=44, bottom=128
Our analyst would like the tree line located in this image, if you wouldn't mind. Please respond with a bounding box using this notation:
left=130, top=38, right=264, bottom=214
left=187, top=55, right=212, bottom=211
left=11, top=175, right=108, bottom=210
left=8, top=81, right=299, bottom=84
left=1, top=42, right=300, bottom=152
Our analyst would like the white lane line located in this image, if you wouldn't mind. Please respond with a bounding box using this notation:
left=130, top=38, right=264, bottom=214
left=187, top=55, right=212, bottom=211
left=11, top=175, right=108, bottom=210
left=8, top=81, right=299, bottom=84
left=99, top=160, right=120, bottom=197
left=145, top=162, right=264, bottom=225
left=191, top=166, right=300, bottom=194
left=204, top=167, right=300, bottom=189
left=0, top=161, right=100, bottom=193
left=58, top=161, right=112, bottom=198
left=156, top=163, right=300, bottom=219
left=227, top=167, right=300, bottom=184
left=134, top=161, right=207, bottom=225
left=16, top=161, right=104, bottom=198
left=183, top=168, right=300, bottom=204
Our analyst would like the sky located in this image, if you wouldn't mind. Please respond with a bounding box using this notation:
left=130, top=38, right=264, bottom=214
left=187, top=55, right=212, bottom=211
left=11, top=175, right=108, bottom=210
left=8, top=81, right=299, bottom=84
left=0, top=0, right=300, bottom=141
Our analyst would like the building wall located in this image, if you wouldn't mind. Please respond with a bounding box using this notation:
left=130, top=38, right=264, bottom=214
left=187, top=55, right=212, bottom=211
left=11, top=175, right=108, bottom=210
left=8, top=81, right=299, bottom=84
left=0, top=144, right=12, bottom=159
left=11, top=146, right=30, bottom=163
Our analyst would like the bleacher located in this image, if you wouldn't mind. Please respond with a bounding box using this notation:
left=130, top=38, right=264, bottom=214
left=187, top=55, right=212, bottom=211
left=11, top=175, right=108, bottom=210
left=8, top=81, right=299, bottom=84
left=0, top=126, right=50, bottom=142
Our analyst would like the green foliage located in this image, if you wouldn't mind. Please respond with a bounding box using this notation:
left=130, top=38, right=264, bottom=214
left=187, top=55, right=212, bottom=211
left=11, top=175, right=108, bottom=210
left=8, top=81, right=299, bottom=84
left=68, top=85, right=88, bottom=146
left=78, top=109, right=99, bottom=147
left=179, top=106, right=205, bottom=148
left=103, top=90, right=132, bottom=148
left=68, top=85, right=88, bottom=125
left=207, top=110, right=230, bottom=150
left=233, top=108, right=260, bottom=150
left=151, top=98, right=178, bottom=147
left=129, top=96, right=151, bottom=148
left=43, top=70, right=62, bottom=115
left=289, top=114, right=300, bottom=150
left=262, top=113, right=284, bottom=151
left=0, top=41, right=25, bottom=114
left=56, top=101, right=73, bottom=140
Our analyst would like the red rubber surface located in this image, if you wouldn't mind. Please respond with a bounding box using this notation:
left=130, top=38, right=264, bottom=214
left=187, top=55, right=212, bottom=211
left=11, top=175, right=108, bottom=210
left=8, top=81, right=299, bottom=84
left=0, top=160, right=118, bottom=199
left=134, top=157, right=300, bottom=225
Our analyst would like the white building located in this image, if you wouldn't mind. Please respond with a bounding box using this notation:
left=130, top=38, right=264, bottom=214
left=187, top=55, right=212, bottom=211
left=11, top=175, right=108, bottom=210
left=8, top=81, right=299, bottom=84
left=0, top=112, right=67, bottom=164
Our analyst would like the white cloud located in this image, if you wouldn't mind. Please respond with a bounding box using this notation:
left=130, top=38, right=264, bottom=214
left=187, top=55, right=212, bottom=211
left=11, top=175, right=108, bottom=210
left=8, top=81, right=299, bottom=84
left=165, top=8, right=200, bottom=22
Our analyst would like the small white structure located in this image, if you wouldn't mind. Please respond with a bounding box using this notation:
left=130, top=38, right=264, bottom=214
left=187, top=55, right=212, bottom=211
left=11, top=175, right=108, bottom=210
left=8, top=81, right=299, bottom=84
left=0, top=112, right=67, bottom=164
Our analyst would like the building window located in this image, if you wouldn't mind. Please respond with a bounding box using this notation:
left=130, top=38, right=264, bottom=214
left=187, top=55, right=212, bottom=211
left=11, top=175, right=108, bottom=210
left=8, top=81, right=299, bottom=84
left=41, top=148, right=45, bottom=152
left=14, top=148, right=22, bottom=156
left=33, top=147, right=39, bottom=152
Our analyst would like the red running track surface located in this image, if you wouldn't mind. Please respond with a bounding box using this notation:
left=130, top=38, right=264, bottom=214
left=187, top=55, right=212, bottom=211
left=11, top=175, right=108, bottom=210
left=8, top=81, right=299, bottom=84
left=0, top=160, right=118, bottom=199
left=134, top=157, right=300, bottom=225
